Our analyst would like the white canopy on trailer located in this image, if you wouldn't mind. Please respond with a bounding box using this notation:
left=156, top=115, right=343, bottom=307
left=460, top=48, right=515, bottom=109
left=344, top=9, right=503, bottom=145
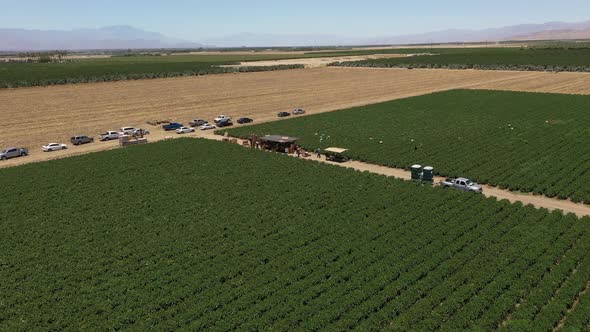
left=324, top=147, right=349, bottom=154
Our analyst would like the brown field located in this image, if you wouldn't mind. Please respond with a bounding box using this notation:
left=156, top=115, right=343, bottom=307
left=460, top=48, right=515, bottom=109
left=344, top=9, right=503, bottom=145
left=2, top=67, right=590, bottom=169
left=221, top=54, right=413, bottom=68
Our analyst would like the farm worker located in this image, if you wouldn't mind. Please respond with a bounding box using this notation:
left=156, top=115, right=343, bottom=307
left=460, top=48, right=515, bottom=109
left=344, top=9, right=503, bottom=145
left=296, top=147, right=301, bottom=158
left=316, top=148, right=321, bottom=158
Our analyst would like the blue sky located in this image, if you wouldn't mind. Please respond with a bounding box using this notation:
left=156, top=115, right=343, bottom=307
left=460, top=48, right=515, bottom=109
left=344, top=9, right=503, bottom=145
left=2, top=0, right=590, bottom=40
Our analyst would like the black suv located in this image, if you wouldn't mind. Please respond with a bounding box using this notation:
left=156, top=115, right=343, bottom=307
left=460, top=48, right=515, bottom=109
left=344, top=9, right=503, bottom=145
left=217, top=118, right=234, bottom=127
left=278, top=112, right=291, bottom=118
left=237, top=117, right=253, bottom=124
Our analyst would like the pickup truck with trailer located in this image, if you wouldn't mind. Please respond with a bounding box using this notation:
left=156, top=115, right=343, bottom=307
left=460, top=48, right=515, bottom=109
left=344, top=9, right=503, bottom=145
left=99, top=131, right=120, bottom=141
left=70, top=135, right=94, bottom=145
left=132, top=128, right=150, bottom=136
left=0, top=147, right=28, bottom=160
left=441, top=178, right=483, bottom=193
left=162, top=122, right=183, bottom=131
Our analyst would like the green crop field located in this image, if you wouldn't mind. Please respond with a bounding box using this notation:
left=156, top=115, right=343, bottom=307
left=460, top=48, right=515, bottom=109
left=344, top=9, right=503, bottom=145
left=1, top=138, right=589, bottom=330
left=5, top=47, right=590, bottom=88
left=331, top=47, right=590, bottom=72
left=0, top=53, right=307, bottom=88
left=225, top=89, right=590, bottom=203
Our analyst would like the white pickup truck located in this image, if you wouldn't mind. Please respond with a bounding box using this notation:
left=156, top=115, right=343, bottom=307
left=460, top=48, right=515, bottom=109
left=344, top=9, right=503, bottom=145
left=214, top=115, right=231, bottom=123
left=99, top=131, right=120, bottom=141
left=0, top=147, right=29, bottom=160
left=441, top=178, right=483, bottom=193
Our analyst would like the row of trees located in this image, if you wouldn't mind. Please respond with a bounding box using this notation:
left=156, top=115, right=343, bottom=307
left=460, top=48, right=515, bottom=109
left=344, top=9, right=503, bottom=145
left=7, top=51, right=70, bottom=63
left=0, top=138, right=588, bottom=330
left=331, top=61, right=590, bottom=73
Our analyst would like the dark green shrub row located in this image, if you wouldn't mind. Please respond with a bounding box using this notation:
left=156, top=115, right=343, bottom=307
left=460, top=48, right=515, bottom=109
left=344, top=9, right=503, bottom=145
left=331, top=60, right=590, bottom=72
left=0, top=139, right=588, bottom=330
left=0, top=64, right=303, bottom=89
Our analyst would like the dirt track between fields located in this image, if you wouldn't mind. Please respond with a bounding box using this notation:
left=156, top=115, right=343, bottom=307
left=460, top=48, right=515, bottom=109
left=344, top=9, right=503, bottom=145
left=199, top=133, right=590, bottom=217
left=332, top=159, right=590, bottom=218
left=202, top=133, right=590, bottom=217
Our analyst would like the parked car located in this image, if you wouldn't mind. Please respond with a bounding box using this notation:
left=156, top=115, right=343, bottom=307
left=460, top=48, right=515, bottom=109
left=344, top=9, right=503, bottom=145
left=292, top=108, right=306, bottom=115
left=214, top=115, right=230, bottom=123
left=278, top=112, right=291, bottom=118
left=217, top=118, right=234, bottom=128
left=119, top=127, right=136, bottom=135
left=99, top=131, right=120, bottom=141
left=189, top=119, right=208, bottom=127
left=200, top=123, right=217, bottom=130
left=0, top=147, right=28, bottom=160
left=42, top=143, right=67, bottom=152
left=237, top=117, right=253, bottom=124
left=163, top=122, right=183, bottom=131
left=176, top=126, right=195, bottom=134
left=441, top=178, right=483, bottom=193
left=70, top=135, right=94, bottom=146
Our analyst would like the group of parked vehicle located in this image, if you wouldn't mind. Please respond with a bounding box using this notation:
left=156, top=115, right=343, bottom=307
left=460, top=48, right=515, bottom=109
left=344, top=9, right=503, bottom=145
left=278, top=108, right=306, bottom=118
left=167, top=113, right=258, bottom=135
left=0, top=127, right=151, bottom=161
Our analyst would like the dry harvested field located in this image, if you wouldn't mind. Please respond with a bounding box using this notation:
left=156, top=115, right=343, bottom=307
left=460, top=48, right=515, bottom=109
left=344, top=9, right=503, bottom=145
left=2, top=67, right=590, bottom=168
left=222, top=54, right=411, bottom=68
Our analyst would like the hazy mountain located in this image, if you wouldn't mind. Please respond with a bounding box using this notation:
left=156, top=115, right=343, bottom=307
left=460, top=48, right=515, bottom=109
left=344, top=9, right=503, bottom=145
left=512, top=28, right=590, bottom=41
left=205, top=20, right=590, bottom=47
left=366, top=21, right=590, bottom=45
left=2, top=20, right=590, bottom=51
left=0, top=25, right=203, bottom=51
left=202, top=33, right=365, bottom=47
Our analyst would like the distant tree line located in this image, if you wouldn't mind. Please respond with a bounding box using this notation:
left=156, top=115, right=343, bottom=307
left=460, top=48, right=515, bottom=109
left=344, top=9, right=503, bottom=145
left=0, top=64, right=304, bottom=89
left=9, top=51, right=70, bottom=63
left=330, top=61, right=590, bottom=73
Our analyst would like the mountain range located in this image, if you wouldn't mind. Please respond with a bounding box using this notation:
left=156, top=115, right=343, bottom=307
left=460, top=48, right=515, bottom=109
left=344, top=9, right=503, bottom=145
left=1, top=21, right=590, bottom=51
left=0, top=25, right=203, bottom=51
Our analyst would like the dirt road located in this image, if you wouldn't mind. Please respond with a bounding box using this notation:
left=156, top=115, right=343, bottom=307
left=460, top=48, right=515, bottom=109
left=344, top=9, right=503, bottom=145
left=330, top=159, right=590, bottom=218
left=3, top=67, right=590, bottom=169
left=205, top=132, right=590, bottom=217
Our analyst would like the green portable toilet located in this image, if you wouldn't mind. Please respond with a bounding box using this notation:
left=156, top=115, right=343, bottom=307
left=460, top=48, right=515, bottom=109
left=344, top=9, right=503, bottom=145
left=411, top=165, right=423, bottom=181
left=422, top=166, right=434, bottom=183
